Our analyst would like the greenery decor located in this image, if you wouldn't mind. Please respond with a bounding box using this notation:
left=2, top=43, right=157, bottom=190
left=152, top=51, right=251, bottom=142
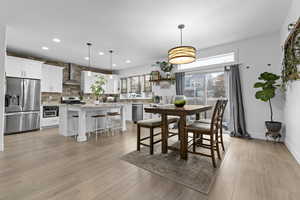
left=282, top=19, right=300, bottom=89
left=254, top=72, right=280, bottom=121
left=91, top=75, right=106, bottom=100
left=157, top=61, right=174, bottom=72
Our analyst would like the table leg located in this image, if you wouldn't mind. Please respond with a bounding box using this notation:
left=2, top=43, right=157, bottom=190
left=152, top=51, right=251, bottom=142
left=196, top=113, right=200, bottom=120
left=77, top=110, right=87, bottom=142
left=161, top=114, right=168, bottom=154
left=179, top=115, right=188, bottom=160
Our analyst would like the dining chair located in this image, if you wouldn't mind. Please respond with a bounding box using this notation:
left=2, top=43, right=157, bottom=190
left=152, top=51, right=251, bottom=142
left=196, top=99, right=228, bottom=151
left=137, top=117, right=178, bottom=155
left=185, top=100, right=225, bottom=168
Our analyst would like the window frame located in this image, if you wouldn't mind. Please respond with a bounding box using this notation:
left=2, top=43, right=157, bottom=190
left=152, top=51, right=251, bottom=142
left=177, top=51, right=237, bottom=72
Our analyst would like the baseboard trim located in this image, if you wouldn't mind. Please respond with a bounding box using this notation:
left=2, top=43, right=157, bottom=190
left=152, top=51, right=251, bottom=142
left=285, top=141, right=300, bottom=165
left=249, top=132, right=267, bottom=140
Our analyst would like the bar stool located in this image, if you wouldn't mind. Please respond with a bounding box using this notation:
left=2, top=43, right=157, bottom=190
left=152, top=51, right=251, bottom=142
left=106, top=112, right=122, bottom=134
left=90, top=114, right=107, bottom=140
left=71, top=115, right=79, bottom=140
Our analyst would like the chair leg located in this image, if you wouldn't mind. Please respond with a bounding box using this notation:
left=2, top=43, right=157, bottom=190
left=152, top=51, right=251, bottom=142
left=192, top=133, right=196, bottom=153
left=150, top=128, right=154, bottom=155
left=216, top=137, right=221, bottom=160
left=210, top=135, right=216, bottom=168
left=220, top=128, right=225, bottom=151
left=137, top=125, right=141, bottom=151
left=200, top=134, right=203, bottom=146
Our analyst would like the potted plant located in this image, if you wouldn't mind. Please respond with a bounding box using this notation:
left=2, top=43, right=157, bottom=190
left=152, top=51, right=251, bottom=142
left=254, top=72, right=282, bottom=138
left=91, top=75, right=106, bottom=104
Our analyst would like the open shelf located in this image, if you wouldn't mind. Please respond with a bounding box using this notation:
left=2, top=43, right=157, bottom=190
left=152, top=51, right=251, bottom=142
left=149, top=77, right=175, bottom=83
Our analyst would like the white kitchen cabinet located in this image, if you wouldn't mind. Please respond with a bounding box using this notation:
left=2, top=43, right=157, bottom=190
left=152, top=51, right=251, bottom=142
left=81, top=71, right=100, bottom=94
left=104, top=75, right=119, bottom=94
left=41, top=117, right=59, bottom=128
left=5, top=56, right=43, bottom=79
left=41, top=64, right=63, bottom=93
left=81, top=71, right=119, bottom=94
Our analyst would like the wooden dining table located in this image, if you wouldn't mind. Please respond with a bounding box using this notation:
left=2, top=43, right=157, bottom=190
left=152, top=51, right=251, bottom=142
left=144, top=105, right=212, bottom=160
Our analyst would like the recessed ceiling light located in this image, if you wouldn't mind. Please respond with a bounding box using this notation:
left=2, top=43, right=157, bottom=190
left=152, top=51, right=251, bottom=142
left=42, top=46, right=49, bottom=50
left=113, top=64, right=117, bottom=67
left=125, top=60, right=131, bottom=64
left=52, top=38, right=61, bottom=43
left=99, top=52, right=104, bottom=55
left=84, top=57, right=89, bottom=60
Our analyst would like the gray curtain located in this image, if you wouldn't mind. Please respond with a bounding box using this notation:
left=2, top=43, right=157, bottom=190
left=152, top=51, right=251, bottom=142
left=175, top=72, right=185, bottom=95
left=225, top=64, right=250, bottom=138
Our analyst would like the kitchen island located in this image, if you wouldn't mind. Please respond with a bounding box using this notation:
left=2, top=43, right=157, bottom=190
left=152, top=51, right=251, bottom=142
left=59, top=103, right=126, bottom=142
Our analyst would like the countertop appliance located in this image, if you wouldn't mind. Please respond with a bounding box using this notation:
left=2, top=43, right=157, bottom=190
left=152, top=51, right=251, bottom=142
left=132, top=103, right=143, bottom=123
left=43, top=106, right=59, bottom=118
left=61, top=96, right=85, bottom=104
left=5, top=77, right=41, bottom=135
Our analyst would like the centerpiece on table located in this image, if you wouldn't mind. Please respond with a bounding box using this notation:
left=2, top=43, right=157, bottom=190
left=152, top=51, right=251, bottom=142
left=173, top=95, right=186, bottom=108
left=91, top=75, right=106, bottom=104
left=254, top=72, right=282, bottom=141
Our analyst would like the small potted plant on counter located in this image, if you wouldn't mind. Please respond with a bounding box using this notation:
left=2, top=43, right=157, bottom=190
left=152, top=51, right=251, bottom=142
left=91, top=75, right=106, bottom=104
left=254, top=72, right=282, bottom=141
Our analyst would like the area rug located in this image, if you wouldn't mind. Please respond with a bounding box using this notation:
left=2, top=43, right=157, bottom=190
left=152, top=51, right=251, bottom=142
left=121, top=140, right=229, bottom=195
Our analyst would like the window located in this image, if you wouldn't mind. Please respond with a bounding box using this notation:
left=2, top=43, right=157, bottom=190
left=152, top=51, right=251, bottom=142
left=184, top=70, right=229, bottom=124
left=178, top=52, right=235, bottom=71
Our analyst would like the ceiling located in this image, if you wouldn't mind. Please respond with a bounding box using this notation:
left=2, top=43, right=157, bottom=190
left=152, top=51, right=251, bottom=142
left=0, top=0, right=291, bottom=70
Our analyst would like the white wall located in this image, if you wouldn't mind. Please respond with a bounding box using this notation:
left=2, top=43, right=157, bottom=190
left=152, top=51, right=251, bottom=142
left=280, top=0, right=300, bottom=45
left=280, top=0, right=300, bottom=164
left=199, top=33, right=283, bottom=140
left=119, top=32, right=283, bottom=140
left=0, top=25, right=6, bottom=152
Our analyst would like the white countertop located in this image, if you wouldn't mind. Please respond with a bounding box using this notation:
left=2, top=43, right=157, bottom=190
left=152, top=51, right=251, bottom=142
left=60, top=103, right=124, bottom=108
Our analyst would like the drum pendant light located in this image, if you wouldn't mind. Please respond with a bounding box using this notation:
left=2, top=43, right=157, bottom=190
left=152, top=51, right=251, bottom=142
left=168, top=24, right=196, bottom=64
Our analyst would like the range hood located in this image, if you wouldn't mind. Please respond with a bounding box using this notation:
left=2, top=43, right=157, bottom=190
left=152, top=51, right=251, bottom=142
left=63, top=63, right=80, bottom=86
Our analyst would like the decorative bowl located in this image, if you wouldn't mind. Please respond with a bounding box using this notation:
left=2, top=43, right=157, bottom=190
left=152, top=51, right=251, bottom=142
left=173, top=95, right=186, bottom=108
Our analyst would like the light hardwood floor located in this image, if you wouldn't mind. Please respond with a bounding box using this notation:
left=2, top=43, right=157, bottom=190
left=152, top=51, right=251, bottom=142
left=0, top=123, right=299, bottom=200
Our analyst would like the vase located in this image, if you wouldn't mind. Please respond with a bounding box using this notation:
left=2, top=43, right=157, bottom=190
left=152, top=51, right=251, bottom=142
left=173, top=95, right=186, bottom=108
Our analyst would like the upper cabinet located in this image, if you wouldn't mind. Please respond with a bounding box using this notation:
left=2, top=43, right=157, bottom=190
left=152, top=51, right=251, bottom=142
left=105, top=75, right=119, bottom=94
left=144, top=74, right=152, bottom=92
left=120, top=78, right=127, bottom=94
left=5, top=56, right=43, bottom=79
left=81, top=71, right=119, bottom=94
left=81, top=71, right=96, bottom=94
left=129, top=76, right=141, bottom=93
left=41, top=64, right=63, bottom=93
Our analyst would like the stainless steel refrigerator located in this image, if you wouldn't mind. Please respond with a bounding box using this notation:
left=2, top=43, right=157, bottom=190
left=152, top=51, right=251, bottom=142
left=4, top=77, right=40, bottom=134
